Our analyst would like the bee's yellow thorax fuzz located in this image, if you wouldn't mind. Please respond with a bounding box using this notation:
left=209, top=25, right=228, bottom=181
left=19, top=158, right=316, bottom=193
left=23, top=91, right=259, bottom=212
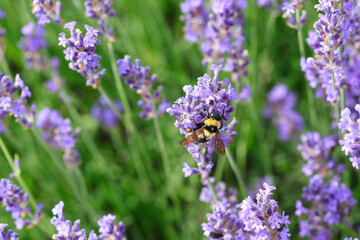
left=204, top=118, right=220, bottom=128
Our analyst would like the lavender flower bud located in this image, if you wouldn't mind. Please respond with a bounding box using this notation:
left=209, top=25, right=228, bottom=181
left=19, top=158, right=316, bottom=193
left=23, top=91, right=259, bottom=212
left=263, top=83, right=303, bottom=141
left=98, top=214, right=126, bottom=240
left=117, top=55, right=170, bottom=120
left=30, top=0, right=62, bottom=25
left=0, top=178, right=43, bottom=230
left=338, top=105, right=360, bottom=169
left=200, top=180, right=238, bottom=204
left=0, top=224, right=18, bottom=240
left=91, top=96, right=123, bottom=128
left=59, top=22, right=106, bottom=88
left=282, top=0, right=307, bottom=29
left=18, top=22, right=48, bottom=71
left=84, top=0, right=116, bottom=40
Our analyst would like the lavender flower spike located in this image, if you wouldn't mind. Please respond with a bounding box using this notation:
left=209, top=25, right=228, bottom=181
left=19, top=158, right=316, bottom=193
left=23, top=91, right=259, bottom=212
left=35, top=107, right=81, bottom=166
left=296, top=175, right=357, bottom=238
left=263, top=83, right=303, bottom=141
left=0, top=178, right=43, bottom=230
left=91, top=96, right=123, bottom=128
left=30, top=0, right=62, bottom=25
left=59, top=22, right=106, bottom=88
left=51, top=201, right=98, bottom=240
left=0, top=224, right=18, bottom=240
left=117, top=55, right=170, bottom=120
left=338, top=105, right=360, bottom=169
left=0, top=72, right=35, bottom=128
left=18, top=22, right=48, bottom=71
left=167, top=64, right=238, bottom=179
left=202, top=183, right=291, bottom=239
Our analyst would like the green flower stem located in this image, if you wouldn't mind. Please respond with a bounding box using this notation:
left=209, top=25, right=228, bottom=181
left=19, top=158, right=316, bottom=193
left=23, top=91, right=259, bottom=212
left=106, top=40, right=154, bottom=182
left=0, top=49, right=11, bottom=76
left=30, top=127, right=99, bottom=225
left=296, top=9, right=318, bottom=130
left=0, top=137, right=53, bottom=237
left=225, top=148, right=247, bottom=199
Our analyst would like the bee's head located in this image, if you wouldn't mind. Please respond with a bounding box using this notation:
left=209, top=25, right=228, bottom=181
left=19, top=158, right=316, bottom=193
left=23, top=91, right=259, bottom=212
left=209, top=111, right=222, bottom=121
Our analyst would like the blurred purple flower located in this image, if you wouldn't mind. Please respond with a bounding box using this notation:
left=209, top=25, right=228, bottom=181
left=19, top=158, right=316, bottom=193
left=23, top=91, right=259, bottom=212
left=200, top=180, right=238, bottom=204
left=18, top=22, right=48, bottom=71
left=167, top=65, right=237, bottom=179
left=263, top=83, right=303, bottom=141
left=338, top=105, right=360, bottom=169
left=257, top=0, right=277, bottom=8
left=247, top=175, right=273, bottom=199
left=296, top=175, right=357, bottom=239
left=298, top=132, right=343, bottom=176
left=281, top=0, right=307, bottom=29
left=117, top=55, right=170, bottom=120
left=30, top=0, right=62, bottom=25
left=0, top=72, right=35, bottom=128
left=0, top=224, right=18, bottom=240
left=180, top=0, right=249, bottom=82
left=91, top=96, right=123, bottom=128
left=45, top=57, right=64, bottom=93
left=0, top=178, right=43, bottom=230
left=238, top=84, right=252, bottom=101
left=84, top=0, right=116, bottom=40
left=59, top=22, right=106, bottom=88
left=35, top=107, right=81, bottom=166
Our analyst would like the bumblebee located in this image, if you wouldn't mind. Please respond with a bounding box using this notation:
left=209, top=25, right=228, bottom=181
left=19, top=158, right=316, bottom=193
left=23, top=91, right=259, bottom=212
left=180, top=110, right=225, bottom=155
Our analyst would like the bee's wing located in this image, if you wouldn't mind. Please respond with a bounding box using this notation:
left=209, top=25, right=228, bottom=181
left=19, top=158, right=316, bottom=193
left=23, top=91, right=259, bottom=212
left=180, top=131, right=200, bottom=146
left=211, top=132, right=225, bottom=155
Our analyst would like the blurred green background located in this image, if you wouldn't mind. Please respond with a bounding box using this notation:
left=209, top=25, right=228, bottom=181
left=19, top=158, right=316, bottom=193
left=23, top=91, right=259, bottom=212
left=0, top=0, right=359, bottom=239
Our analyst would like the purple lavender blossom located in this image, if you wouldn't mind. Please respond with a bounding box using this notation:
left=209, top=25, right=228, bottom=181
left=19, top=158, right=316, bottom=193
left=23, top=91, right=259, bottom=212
left=180, top=0, right=249, bottom=82
left=295, top=175, right=357, bottom=239
left=167, top=65, right=238, bottom=179
left=18, top=22, right=48, bottom=71
left=282, top=0, right=307, bottom=29
left=238, top=84, right=251, bottom=101
left=84, top=0, right=116, bottom=40
left=0, top=224, right=18, bottom=240
left=35, top=107, right=81, bottom=166
left=298, top=132, right=343, bottom=176
left=30, top=0, right=62, bottom=25
left=202, top=183, right=291, bottom=239
left=91, top=96, right=123, bottom=128
left=0, top=72, right=35, bottom=128
left=51, top=201, right=98, bottom=240
left=338, top=105, right=360, bottom=169
left=263, top=83, right=303, bottom=141
left=301, top=0, right=355, bottom=104
left=0, top=178, right=43, bottom=230
left=58, top=22, right=106, bottom=88
left=117, top=55, right=170, bottom=120
left=98, top=214, right=126, bottom=240
left=51, top=201, right=127, bottom=240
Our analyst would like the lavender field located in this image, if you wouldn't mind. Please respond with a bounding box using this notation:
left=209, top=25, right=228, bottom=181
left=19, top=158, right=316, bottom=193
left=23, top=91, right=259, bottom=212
left=0, top=0, right=359, bottom=239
